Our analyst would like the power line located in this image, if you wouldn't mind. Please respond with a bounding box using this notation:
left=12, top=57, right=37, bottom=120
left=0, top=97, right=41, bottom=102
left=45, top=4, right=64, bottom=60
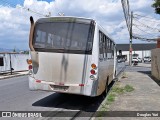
left=132, top=33, right=158, bottom=41
left=0, top=0, right=51, bottom=17
left=121, top=0, right=131, bottom=33
left=121, top=0, right=159, bottom=44
left=133, top=13, right=160, bottom=24
left=0, top=0, right=17, bottom=8
left=132, top=14, right=160, bottom=41
left=133, top=24, right=159, bottom=37
left=133, top=33, right=158, bottom=39
left=16, top=5, right=50, bottom=17
left=132, top=34, right=157, bottom=41
left=133, top=24, right=160, bottom=33
left=134, top=13, right=159, bottom=20
left=133, top=17, right=160, bottom=32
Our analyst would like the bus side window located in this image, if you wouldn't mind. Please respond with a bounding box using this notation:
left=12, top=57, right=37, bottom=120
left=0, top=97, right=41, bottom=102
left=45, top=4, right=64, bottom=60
left=107, top=38, right=112, bottom=59
left=105, top=37, right=108, bottom=59
left=99, top=31, right=103, bottom=60
left=112, top=43, right=114, bottom=58
left=103, top=35, right=107, bottom=60
left=110, top=41, right=112, bottom=50
left=110, top=41, right=112, bottom=59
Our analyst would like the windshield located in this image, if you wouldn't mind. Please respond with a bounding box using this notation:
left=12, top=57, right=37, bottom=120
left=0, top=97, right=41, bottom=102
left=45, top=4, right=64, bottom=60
left=33, top=18, right=95, bottom=54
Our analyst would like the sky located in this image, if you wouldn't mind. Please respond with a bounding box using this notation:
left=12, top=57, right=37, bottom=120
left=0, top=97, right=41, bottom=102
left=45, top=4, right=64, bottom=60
left=0, top=0, right=159, bottom=50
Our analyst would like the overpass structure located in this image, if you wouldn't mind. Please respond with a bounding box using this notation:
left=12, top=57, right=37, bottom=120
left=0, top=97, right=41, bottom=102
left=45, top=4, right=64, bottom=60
left=116, top=43, right=156, bottom=51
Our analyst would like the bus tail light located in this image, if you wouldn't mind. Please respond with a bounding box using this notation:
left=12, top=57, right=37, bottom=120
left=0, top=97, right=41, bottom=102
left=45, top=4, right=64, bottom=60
left=27, top=59, right=32, bottom=64
left=90, top=69, right=96, bottom=75
left=36, top=80, right=41, bottom=83
left=29, top=65, right=33, bottom=70
left=90, top=75, right=96, bottom=80
left=79, top=84, right=84, bottom=86
left=91, top=63, right=97, bottom=69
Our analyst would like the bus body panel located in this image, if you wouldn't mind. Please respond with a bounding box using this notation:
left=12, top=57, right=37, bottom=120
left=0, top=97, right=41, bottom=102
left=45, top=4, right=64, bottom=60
left=89, top=24, right=99, bottom=96
left=95, top=24, right=115, bottom=95
left=33, top=52, right=87, bottom=84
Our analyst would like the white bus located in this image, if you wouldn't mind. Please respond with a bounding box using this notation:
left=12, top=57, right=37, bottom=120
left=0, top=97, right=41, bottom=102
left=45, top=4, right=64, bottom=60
left=27, top=16, right=117, bottom=97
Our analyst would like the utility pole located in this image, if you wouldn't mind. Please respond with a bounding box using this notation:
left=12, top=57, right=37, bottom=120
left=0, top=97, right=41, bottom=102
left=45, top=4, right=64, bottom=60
left=129, top=11, right=133, bottom=66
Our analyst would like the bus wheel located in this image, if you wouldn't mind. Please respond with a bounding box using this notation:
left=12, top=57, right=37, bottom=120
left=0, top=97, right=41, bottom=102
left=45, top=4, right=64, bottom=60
left=105, top=77, right=109, bottom=94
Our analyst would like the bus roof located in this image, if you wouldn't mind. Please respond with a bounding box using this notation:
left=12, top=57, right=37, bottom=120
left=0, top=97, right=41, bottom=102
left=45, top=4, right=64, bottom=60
left=36, top=16, right=94, bottom=24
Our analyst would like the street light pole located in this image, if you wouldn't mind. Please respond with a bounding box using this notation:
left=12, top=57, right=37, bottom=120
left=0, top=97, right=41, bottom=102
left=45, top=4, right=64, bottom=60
left=129, top=11, right=133, bottom=66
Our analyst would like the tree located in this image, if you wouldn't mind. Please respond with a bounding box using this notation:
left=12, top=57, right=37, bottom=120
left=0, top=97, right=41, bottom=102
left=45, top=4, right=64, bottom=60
left=152, top=0, right=160, bottom=14
left=13, top=48, right=16, bottom=52
left=24, top=51, right=29, bottom=54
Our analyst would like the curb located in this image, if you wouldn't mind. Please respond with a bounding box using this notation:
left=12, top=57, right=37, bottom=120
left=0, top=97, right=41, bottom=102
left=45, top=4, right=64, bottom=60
left=0, top=72, right=28, bottom=80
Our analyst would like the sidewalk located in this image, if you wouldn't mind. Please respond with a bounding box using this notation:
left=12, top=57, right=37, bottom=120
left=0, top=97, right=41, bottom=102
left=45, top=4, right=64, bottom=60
left=95, top=70, right=160, bottom=119
left=110, top=71, right=160, bottom=111
left=0, top=71, right=28, bottom=80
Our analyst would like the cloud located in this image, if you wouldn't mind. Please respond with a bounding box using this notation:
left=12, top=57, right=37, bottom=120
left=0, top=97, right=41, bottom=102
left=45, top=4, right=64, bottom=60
left=0, top=0, right=159, bottom=49
left=0, top=6, right=31, bottom=49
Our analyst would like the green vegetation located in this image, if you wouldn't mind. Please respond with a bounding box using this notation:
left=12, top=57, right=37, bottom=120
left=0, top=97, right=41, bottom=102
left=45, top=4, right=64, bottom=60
left=23, top=51, right=29, bottom=54
left=107, top=93, right=116, bottom=102
left=124, top=84, right=134, bottom=92
left=13, top=47, right=16, bottom=52
left=96, top=83, right=134, bottom=117
left=152, top=0, right=160, bottom=14
left=112, top=85, right=125, bottom=94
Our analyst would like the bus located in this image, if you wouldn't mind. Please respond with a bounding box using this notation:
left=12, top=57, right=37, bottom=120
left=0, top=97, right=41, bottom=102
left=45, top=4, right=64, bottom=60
left=27, top=16, right=117, bottom=97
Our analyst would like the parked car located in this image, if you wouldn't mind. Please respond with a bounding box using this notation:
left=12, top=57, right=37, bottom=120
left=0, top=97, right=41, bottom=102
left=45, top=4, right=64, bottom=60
left=132, top=57, right=142, bottom=63
left=132, top=57, right=138, bottom=63
left=138, top=57, right=142, bottom=63
left=143, top=56, right=151, bottom=62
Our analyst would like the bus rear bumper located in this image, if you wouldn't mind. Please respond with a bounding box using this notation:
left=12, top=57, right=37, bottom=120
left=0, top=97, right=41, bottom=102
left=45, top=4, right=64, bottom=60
left=29, top=76, right=50, bottom=91
left=28, top=76, right=96, bottom=96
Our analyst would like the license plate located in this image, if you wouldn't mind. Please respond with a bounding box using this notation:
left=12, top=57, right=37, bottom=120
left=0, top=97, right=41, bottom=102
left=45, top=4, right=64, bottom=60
left=50, top=85, right=69, bottom=91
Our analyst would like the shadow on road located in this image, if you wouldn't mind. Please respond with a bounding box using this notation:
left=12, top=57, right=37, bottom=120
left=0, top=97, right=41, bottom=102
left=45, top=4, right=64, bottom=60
left=32, top=91, right=106, bottom=112
left=32, top=80, right=115, bottom=113
left=131, top=65, right=151, bottom=68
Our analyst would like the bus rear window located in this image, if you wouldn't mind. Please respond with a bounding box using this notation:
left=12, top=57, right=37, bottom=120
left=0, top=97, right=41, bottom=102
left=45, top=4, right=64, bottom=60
left=33, top=20, right=95, bottom=54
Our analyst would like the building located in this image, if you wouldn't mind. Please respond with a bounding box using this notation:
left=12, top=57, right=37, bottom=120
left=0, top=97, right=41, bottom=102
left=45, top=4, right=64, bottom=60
left=116, top=43, right=156, bottom=61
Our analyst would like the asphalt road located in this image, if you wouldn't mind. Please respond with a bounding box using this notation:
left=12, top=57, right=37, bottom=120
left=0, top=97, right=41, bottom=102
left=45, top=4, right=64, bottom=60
left=0, top=63, right=126, bottom=120
left=0, top=76, right=103, bottom=120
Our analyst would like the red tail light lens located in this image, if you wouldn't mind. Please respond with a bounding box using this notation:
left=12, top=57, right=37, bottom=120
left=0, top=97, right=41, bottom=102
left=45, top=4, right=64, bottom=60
left=36, top=80, right=41, bottom=83
left=29, top=65, right=32, bottom=70
left=79, top=84, right=84, bottom=86
left=90, top=69, right=95, bottom=74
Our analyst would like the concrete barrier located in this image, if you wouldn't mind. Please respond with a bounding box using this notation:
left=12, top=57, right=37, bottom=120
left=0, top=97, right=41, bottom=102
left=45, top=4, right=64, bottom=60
left=0, top=53, right=30, bottom=73
left=151, top=48, right=160, bottom=80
